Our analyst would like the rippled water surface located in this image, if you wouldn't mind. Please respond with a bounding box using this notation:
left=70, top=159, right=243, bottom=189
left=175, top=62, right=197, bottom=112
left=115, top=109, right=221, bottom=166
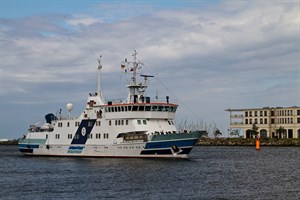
left=0, top=145, right=299, bottom=199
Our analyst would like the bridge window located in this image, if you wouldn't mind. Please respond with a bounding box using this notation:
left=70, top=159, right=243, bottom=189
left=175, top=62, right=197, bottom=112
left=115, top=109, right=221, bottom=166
left=132, top=106, right=138, bottom=111
left=145, top=106, right=151, bottom=111
left=157, top=106, right=163, bottom=111
left=138, top=106, right=144, bottom=111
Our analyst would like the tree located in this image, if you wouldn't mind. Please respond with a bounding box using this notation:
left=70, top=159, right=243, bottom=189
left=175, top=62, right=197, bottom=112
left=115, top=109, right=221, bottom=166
left=214, top=128, right=222, bottom=138
left=251, top=123, right=259, bottom=138
left=276, top=126, right=285, bottom=138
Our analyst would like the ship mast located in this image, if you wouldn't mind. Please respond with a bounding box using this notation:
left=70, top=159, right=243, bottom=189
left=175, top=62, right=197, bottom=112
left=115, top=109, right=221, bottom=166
left=97, top=55, right=105, bottom=105
left=121, top=50, right=153, bottom=103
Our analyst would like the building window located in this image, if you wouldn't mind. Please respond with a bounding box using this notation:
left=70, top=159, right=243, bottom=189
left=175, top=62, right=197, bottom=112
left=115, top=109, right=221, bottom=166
left=291, top=118, right=293, bottom=123
left=264, top=118, right=267, bottom=124
left=75, top=122, right=80, bottom=127
left=96, top=121, right=101, bottom=126
left=245, top=111, right=248, bottom=117
left=297, top=118, right=300, bottom=123
left=126, top=120, right=129, bottom=125
left=249, top=111, right=252, bottom=117
left=46, top=134, right=48, bottom=139
left=297, top=110, right=300, bottom=115
left=109, top=120, right=111, bottom=126
left=260, top=111, right=263, bottom=116
left=55, top=134, right=60, bottom=139
left=255, top=111, right=257, bottom=117
left=143, top=120, right=147, bottom=125
left=68, top=134, right=72, bottom=139
left=271, top=111, right=274, bottom=116
left=250, top=119, right=252, bottom=124
left=58, top=122, right=63, bottom=127
left=245, top=119, right=248, bottom=124
left=271, top=118, right=275, bottom=124
left=67, top=122, right=70, bottom=127
left=254, top=118, right=257, bottom=124
left=260, top=118, right=263, bottom=124
left=88, top=134, right=92, bottom=139
left=137, top=120, right=141, bottom=125
left=264, top=111, right=267, bottom=116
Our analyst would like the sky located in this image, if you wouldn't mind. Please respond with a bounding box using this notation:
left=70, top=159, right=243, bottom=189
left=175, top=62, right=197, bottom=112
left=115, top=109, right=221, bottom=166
left=0, top=0, right=299, bottom=139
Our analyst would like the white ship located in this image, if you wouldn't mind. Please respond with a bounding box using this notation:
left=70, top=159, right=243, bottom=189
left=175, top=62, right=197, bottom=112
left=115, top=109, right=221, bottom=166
left=18, top=51, right=205, bottom=158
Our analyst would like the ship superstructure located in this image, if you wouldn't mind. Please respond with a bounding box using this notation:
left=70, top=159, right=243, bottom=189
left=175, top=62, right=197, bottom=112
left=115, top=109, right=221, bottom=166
left=18, top=51, right=205, bottom=158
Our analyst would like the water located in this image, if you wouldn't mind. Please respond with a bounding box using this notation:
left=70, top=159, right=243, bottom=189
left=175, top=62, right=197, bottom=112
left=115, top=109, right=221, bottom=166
left=0, top=146, right=299, bottom=200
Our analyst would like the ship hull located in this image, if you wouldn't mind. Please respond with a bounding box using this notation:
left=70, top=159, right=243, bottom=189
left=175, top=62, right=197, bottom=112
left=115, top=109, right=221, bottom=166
left=18, top=133, right=201, bottom=158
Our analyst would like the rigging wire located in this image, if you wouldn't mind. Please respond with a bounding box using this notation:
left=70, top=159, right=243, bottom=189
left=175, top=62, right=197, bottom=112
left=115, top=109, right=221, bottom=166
left=143, top=64, right=202, bottom=120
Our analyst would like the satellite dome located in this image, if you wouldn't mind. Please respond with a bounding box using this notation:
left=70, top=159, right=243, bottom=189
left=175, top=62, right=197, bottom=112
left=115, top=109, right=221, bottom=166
left=66, top=103, right=73, bottom=112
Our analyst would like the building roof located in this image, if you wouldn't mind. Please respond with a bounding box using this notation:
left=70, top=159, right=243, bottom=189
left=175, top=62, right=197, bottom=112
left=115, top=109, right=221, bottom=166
left=225, top=106, right=299, bottom=112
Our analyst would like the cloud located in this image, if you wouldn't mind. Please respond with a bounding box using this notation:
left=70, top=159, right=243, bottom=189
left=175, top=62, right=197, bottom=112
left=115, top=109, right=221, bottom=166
left=66, top=15, right=99, bottom=26
left=0, top=0, right=299, bottom=139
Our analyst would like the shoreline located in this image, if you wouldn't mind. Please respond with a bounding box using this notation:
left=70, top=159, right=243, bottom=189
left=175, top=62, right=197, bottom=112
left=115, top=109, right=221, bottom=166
left=197, top=138, right=300, bottom=146
left=1, top=138, right=300, bottom=146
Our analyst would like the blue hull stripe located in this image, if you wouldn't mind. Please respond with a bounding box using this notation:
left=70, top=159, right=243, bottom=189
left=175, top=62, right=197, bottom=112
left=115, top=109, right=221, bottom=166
left=18, top=144, right=39, bottom=149
left=69, top=146, right=84, bottom=150
left=145, top=139, right=198, bottom=149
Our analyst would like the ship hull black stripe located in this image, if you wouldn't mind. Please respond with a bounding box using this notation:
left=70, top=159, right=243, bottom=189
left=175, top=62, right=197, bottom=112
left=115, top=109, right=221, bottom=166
left=140, top=147, right=193, bottom=155
left=71, top=119, right=96, bottom=145
left=19, top=148, right=33, bottom=153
